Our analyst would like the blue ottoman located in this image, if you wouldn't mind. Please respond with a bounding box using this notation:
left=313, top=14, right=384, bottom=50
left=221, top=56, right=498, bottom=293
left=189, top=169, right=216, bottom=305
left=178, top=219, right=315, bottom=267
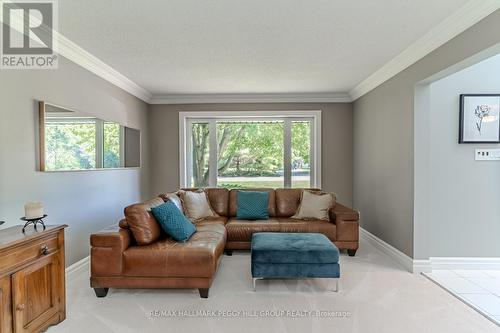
left=251, top=233, right=340, bottom=291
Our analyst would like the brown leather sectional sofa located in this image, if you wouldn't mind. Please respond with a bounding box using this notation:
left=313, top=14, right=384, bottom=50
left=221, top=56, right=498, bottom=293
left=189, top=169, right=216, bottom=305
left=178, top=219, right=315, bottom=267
left=90, top=188, right=359, bottom=298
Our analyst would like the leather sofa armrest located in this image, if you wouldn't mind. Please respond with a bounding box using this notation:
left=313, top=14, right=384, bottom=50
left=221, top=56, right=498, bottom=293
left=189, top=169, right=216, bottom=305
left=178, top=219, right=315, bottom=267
left=329, top=203, right=360, bottom=223
left=90, top=224, right=131, bottom=250
left=330, top=203, right=360, bottom=244
left=90, top=224, right=131, bottom=277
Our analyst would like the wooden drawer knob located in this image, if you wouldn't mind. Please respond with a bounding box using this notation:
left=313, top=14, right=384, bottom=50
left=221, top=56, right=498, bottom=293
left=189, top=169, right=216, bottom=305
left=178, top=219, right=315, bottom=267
left=41, top=245, right=49, bottom=255
left=16, top=303, right=25, bottom=311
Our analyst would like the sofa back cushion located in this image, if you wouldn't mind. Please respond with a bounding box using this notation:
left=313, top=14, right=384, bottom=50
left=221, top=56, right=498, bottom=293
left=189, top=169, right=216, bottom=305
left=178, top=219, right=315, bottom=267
left=229, top=189, right=276, bottom=217
left=205, top=188, right=229, bottom=216
left=275, top=188, right=322, bottom=217
left=181, top=188, right=229, bottom=216
left=124, top=197, right=164, bottom=245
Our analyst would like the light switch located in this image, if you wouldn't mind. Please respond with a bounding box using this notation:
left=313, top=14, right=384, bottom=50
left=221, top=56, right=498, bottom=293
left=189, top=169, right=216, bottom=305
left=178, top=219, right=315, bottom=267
left=475, top=149, right=500, bottom=161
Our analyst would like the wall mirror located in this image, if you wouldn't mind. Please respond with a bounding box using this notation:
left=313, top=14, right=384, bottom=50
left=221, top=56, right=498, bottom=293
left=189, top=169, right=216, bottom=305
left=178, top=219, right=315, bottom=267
left=38, top=101, right=140, bottom=171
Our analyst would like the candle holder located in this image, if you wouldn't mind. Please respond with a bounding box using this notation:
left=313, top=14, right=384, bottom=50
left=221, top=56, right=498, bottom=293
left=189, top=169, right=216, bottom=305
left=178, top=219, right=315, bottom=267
left=20, top=215, right=47, bottom=233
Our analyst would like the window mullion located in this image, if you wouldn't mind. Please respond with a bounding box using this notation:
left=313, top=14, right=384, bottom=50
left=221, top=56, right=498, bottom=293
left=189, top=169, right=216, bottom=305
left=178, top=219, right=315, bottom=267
left=95, top=119, right=103, bottom=168
left=284, top=119, right=292, bottom=188
left=208, top=120, right=218, bottom=187
left=185, top=119, right=193, bottom=187
left=309, top=119, right=315, bottom=188
left=119, top=125, right=125, bottom=168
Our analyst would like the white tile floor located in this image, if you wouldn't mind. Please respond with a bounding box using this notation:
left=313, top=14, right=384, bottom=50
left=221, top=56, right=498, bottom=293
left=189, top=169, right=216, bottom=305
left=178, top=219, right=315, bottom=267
left=424, top=269, right=500, bottom=326
left=46, top=240, right=500, bottom=333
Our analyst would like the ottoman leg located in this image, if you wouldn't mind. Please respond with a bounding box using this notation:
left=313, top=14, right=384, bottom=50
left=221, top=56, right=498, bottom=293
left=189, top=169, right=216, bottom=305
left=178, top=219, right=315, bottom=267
left=331, top=279, right=339, bottom=292
left=253, top=277, right=262, bottom=291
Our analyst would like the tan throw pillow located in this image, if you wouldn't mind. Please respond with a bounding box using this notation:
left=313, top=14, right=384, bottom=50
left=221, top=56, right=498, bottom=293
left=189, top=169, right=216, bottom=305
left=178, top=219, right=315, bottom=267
left=292, top=190, right=336, bottom=221
left=180, top=190, right=218, bottom=221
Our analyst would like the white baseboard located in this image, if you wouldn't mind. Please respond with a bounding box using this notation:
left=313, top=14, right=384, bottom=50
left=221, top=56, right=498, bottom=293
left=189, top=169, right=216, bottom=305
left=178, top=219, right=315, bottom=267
left=423, top=257, right=500, bottom=271
left=65, top=256, right=89, bottom=278
left=360, top=228, right=500, bottom=273
left=412, top=259, right=432, bottom=274
left=359, top=227, right=414, bottom=273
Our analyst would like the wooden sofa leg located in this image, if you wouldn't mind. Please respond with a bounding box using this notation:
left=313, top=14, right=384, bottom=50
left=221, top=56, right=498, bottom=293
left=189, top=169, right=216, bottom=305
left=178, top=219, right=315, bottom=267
left=347, top=249, right=357, bottom=257
left=225, top=249, right=233, bottom=256
left=199, top=288, right=209, bottom=298
left=94, top=288, right=109, bottom=298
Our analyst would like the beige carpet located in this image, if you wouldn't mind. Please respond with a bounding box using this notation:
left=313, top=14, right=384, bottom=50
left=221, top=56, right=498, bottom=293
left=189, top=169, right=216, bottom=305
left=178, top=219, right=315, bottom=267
left=48, top=239, right=498, bottom=333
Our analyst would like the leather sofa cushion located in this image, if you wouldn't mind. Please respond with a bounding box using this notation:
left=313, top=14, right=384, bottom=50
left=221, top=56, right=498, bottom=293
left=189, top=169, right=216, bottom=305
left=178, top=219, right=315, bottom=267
left=278, top=219, right=336, bottom=241
left=226, top=219, right=281, bottom=242
left=275, top=189, right=302, bottom=217
left=228, top=189, right=276, bottom=217
left=123, top=223, right=226, bottom=278
left=195, top=216, right=228, bottom=226
left=275, top=188, right=321, bottom=217
left=225, top=218, right=336, bottom=242
left=205, top=188, right=229, bottom=216
left=124, top=197, right=164, bottom=245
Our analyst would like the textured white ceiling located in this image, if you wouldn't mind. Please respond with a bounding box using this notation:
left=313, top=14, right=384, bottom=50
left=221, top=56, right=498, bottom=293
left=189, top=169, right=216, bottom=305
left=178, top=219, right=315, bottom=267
left=58, top=0, right=469, bottom=95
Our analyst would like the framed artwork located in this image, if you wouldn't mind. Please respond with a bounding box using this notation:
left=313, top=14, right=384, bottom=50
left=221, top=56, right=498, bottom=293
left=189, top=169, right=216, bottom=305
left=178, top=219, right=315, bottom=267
left=459, top=94, right=500, bottom=143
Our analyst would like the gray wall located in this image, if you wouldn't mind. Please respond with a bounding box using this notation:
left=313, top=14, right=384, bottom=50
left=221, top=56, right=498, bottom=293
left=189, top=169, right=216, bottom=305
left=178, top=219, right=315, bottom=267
left=423, top=54, right=500, bottom=257
left=124, top=127, right=141, bottom=167
left=353, top=10, right=500, bottom=258
left=149, top=103, right=353, bottom=206
left=0, top=57, right=149, bottom=266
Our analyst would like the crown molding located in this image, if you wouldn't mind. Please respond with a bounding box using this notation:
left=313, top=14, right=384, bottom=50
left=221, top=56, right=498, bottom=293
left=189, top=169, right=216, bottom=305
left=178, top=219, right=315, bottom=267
left=4, top=0, right=497, bottom=105
left=56, top=34, right=152, bottom=102
left=0, top=3, right=152, bottom=102
left=349, top=0, right=500, bottom=101
left=149, top=92, right=352, bottom=104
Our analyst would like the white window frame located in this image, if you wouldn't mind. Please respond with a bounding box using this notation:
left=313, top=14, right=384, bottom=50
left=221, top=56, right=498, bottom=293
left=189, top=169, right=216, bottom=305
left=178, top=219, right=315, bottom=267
left=179, top=110, right=322, bottom=188
left=45, top=117, right=125, bottom=169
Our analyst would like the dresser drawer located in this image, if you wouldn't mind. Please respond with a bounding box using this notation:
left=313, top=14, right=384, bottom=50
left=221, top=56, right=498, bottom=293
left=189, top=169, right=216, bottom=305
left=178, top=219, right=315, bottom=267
left=0, top=233, right=60, bottom=275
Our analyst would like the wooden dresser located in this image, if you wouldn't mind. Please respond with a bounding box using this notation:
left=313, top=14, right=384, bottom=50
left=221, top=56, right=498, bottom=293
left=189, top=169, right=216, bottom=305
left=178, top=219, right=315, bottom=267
left=0, top=225, right=67, bottom=333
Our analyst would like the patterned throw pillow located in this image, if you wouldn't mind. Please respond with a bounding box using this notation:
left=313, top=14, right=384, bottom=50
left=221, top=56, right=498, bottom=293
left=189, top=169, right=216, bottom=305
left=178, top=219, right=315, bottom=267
left=151, top=201, right=196, bottom=242
left=236, top=191, right=269, bottom=220
left=292, top=190, right=336, bottom=221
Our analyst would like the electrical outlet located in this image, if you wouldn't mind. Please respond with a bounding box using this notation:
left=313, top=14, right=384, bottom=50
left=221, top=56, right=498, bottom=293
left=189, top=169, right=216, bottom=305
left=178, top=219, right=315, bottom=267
left=475, top=149, right=500, bottom=161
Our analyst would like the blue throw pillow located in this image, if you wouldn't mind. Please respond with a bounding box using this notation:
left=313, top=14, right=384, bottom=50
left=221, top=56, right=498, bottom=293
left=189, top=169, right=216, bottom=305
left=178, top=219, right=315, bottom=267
left=237, top=191, right=269, bottom=220
left=151, top=201, right=196, bottom=242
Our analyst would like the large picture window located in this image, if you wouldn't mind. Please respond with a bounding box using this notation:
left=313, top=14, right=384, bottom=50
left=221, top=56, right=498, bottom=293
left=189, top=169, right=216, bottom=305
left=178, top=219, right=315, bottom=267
left=180, top=111, right=321, bottom=188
